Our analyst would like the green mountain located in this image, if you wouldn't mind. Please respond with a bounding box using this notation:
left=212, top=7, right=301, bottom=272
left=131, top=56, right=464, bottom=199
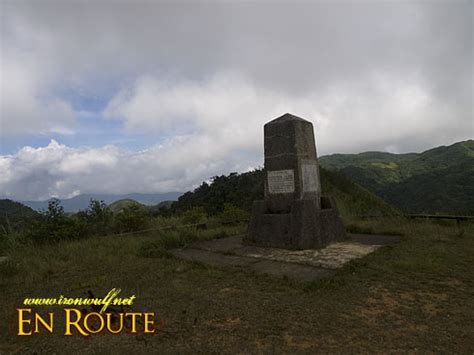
left=147, top=200, right=175, bottom=216
left=108, top=199, right=146, bottom=214
left=171, top=167, right=398, bottom=219
left=319, top=140, right=474, bottom=214
left=0, top=199, right=38, bottom=233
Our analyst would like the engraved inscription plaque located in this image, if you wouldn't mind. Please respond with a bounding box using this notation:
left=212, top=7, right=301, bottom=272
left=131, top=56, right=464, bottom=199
left=302, top=163, right=319, bottom=192
left=267, top=170, right=295, bottom=194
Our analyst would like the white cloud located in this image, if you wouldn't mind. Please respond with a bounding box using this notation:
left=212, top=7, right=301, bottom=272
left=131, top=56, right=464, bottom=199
left=2, top=69, right=468, bottom=201
left=0, top=139, right=257, bottom=200
left=0, top=1, right=472, bottom=200
left=2, top=1, right=471, bottom=143
left=0, top=24, right=76, bottom=136
left=104, top=71, right=459, bottom=155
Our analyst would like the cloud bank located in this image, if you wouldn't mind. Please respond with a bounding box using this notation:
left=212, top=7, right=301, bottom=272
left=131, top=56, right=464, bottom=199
left=0, top=139, right=257, bottom=200
left=0, top=1, right=472, bottom=200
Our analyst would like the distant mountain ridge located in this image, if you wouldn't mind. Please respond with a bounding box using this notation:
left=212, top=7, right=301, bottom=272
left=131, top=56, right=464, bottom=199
left=319, top=140, right=474, bottom=214
left=19, top=192, right=183, bottom=212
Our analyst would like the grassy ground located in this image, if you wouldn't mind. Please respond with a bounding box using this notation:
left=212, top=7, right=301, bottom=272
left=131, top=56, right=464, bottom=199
left=1, top=219, right=473, bottom=353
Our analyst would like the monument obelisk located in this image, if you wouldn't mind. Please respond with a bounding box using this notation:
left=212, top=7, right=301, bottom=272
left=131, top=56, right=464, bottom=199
left=246, top=113, right=346, bottom=249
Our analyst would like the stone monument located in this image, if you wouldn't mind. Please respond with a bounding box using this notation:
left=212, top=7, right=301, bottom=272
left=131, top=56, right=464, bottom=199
left=245, top=113, right=346, bottom=249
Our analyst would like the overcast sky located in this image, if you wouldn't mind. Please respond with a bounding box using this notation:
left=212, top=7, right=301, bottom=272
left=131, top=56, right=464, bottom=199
left=0, top=0, right=472, bottom=201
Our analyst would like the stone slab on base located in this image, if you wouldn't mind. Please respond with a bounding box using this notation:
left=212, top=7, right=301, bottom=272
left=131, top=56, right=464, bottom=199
left=170, top=234, right=398, bottom=282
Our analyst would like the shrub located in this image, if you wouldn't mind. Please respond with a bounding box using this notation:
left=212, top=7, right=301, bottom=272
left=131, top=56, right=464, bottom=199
left=152, top=215, right=182, bottom=229
left=77, top=199, right=113, bottom=236
left=137, top=240, right=170, bottom=258
left=181, top=207, right=207, bottom=225
left=27, top=199, right=87, bottom=243
left=114, top=204, right=149, bottom=233
left=218, top=203, right=249, bottom=225
left=137, top=229, right=198, bottom=258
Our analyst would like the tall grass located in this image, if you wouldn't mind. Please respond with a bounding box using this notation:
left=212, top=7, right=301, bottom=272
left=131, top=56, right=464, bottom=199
left=345, top=215, right=473, bottom=238
left=0, top=222, right=246, bottom=283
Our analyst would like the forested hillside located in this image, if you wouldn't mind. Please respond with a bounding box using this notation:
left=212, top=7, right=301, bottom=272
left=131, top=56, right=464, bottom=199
left=0, top=199, right=38, bottom=233
left=320, top=140, right=474, bottom=214
left=171, top=167, right=398, bottom=219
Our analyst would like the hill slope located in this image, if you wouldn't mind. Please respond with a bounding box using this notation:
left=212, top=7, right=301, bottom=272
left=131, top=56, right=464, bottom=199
left=171, top=167, right=398, bottom=219
left=0, top=199, right=38, bottom=233
left=108, top=199, right=147, bottom=214
left=319, top=140, right=474, bottom=214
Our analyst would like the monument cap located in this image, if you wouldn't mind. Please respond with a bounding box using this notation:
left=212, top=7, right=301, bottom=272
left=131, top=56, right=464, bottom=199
left=266, top=113, right=310, bottom=124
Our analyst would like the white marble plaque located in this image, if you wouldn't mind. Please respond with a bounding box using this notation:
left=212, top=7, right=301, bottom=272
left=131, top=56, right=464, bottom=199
left=267, top=170, right=295, bottom=194
left=302, top=163, right=320, bottom=192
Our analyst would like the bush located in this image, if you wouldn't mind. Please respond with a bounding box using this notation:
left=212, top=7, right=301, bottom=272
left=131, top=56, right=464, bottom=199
left=152, top=215, right=182, bottom=229
left=181, top=207, right=207, bottom=225
left=218, top=203, right=249, bottom=225
left=0, top=231, right=31, bottom=253
left=137, top=229, right=198, bottom=258
left=137, top=240, right=170, bottom=258
left=77, top=199, right=113, bottom=236
left=27, top=199, right=87, bottom=243
left=114, top=204, right=149, bottom=233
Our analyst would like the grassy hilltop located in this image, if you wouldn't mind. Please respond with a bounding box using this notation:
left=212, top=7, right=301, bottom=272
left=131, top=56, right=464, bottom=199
left=108, top=199, right=147, bottom=214
left=1, top=215, right=473, bottom=352
left=320, top=140, right=474, bottom=214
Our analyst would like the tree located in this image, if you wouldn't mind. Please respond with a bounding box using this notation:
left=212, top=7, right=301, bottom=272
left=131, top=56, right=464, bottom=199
left=28, top=199, right=85, bottom=243
left=181, top=207, right=207, bottom=225
left=218, top=203, right=249, bottom=225
left=114, top=205, right=149, bottom=233
left=77, top=199, right=112, bottom=236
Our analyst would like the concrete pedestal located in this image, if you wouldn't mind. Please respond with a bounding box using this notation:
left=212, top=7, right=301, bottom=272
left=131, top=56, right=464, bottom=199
left=246, top=197, right=346, bottom=249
